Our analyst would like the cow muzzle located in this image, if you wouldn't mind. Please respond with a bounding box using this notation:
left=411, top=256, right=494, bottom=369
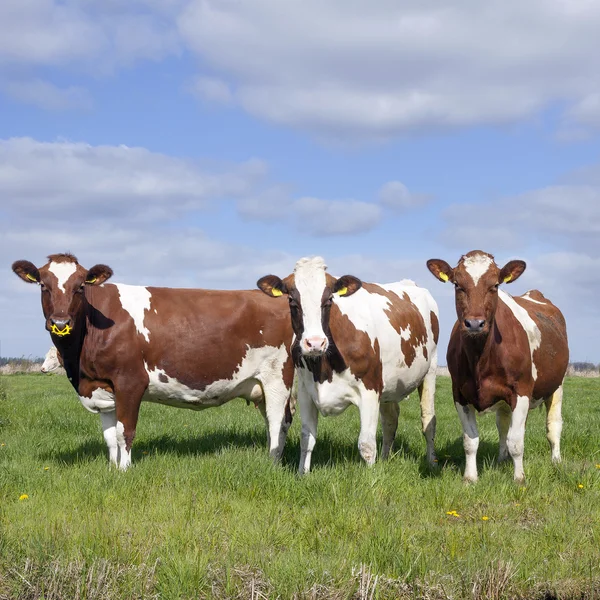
left=49, top=317, right=73, bottom=337
left=301, top=336, right=328, bottom=356
left=463, top=318, right=487, bottom=334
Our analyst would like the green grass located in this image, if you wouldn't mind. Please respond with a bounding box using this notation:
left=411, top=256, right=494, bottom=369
left=0, top=374, right=599, bottom=599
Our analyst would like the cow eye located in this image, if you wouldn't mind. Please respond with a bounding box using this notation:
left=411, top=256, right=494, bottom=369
left=454, top=283, right=464, bottom=292
left=323, top=297, right=333, bottom=307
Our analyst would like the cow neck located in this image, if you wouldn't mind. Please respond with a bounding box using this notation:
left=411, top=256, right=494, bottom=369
left=52, top=301, right=87, bottom=392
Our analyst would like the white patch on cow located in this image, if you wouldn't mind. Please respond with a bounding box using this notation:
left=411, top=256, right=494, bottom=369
left=41, top=346, right=61, bottom=372
left=144, top=343, right=289, bottom=408
left=522, top=291, right=546, bottom=305
left=79, top=388, right=116, bottom=414
left=115, top=420, right=131, bottom=470
left=259, top=329, right=263, bottom=335
left=114, top=283, right=152, bottom=342
left=294, top=257, right=328, bottom=343
left=49, top=261, right=77, bottom=292
left=463, top=253, right=493, bottom=286
left=499, top=289, right=542, bottom=381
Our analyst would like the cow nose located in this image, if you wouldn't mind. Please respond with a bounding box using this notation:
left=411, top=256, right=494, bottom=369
left=464, top=318, right=486, bottom=332
left=51, top=317, right=71, bottom=327
left=304, top=336, right=328, bottom=352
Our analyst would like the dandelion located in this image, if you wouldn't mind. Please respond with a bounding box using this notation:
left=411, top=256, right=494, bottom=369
left=44, top=466, right=50, bottom=471
left=482, top=516, right=489, bottom=521
left=578, top=484, right=584, bottom=489
left=142, top=451, right=148, bottom=455
left=19, top=494, right=29, bottom=501
left=446, top=510, right=460, bottom=518
left=595, top=464, right=600, bottom=469
left=1, top=443, right=5, bottom=447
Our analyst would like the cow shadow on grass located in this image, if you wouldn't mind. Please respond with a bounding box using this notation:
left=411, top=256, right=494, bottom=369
left=38, top=429, right=268, bottom=466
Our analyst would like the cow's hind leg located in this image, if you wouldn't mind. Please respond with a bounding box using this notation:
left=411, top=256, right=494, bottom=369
left=496, top=404, right=511, bottom=463
left=100, top=411, right=119, bottom=467
left=418, top=365, right=437, bottom=467
left=257, top=382, right=291, bottom=462
left=545, top=385, right=563, bottom=463
left=358, top=393, right=380, bottom=466
left=379, top=402, right=399, bottom=460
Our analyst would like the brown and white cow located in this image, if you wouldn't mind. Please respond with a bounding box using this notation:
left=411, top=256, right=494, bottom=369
left=427, top=250, right=569, bottom=483
left=13, top=253, right=295, bottom=469
left=258, top=256, right=439, bottom=473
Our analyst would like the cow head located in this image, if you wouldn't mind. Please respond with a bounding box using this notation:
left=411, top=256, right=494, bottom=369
left=12, top=253, right=113, bottom=338
left=41, top=346, right=63, bottom=373
left=257, top=257, right=362, bottom=357
left=427, top=250, right=525, bottom=336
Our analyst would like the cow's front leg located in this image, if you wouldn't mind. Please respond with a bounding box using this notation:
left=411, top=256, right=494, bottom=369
left=455, top=402, right=479, bottom=483
left=357, top=393, right=380, bottom=466
left=507, top=395, right=529, bottom=484
left=114, top=380, right=147, bottom=471
left=298, top=382, right=318, bottom=475
left=100, top=411, right=119, bottom=467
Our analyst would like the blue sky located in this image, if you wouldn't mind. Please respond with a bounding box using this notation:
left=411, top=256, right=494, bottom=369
left=1, top=0, right=600, bottom=362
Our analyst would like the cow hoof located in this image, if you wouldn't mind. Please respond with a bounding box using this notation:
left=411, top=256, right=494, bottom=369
left=463, top=475, right=478, bottom=484
left=514, top=476, right=526, bottom=486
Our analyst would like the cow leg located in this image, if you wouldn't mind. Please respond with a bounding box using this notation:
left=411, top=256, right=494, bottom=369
left=379, top=402, right=399, bottom=460
left=100, top=411, right=119, bottom=467
left=455, top=402, right=479, bottom=482
left=496, top=404, right=511, bottom=463
left=507, top=395, right=529, bottom=484
left=418, top=366, right=437, bottom=467
left=357, top=394, right=380, bottom=466
left=298, top=385, right=318, bottom=475
left=113, top=382, right=145, bottom=471
left=261, top=382, right=292, bottom=462
left=545, top=385, right=563, bottom=463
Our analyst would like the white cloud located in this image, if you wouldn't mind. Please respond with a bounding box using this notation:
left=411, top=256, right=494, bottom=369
left=292, top=197, right=382, bottom=236
left=190, top=75, right=234, bottom=105
left=378, top=181, right=430, bottom=210
left=177, top=0, right=600, bottom=138
left=2, top=79, right=93, bottom=110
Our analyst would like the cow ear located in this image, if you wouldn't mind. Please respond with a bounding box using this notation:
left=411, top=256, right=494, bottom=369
left=334, top=275, right=362, bottom=297
left=427, top=259, right=454, bottom=283
left=85, top=264, right=113, bottom=285
left=257, top=275, right=287, bottom=297
left=498, top=260, right=526, bottom=284
left=12, top=260, right=40, bottom=284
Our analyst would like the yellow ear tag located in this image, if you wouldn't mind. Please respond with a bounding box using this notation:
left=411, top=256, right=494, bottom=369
left=85, top=276, right=97, bottom=284
left=504, top=274, right=512, bottom=283
left=336, top=287, right=348, bottom=296
left=271, top=288, right=283, bottom=297
left=439, top=272, right=449, bottom=282
left=26, top=274, right=37, bottom=283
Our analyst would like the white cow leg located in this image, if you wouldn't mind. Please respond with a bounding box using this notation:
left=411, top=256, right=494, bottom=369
left=379, top=402, right=399, bottom=460
left=261, top=383, right=291, bottom=462
left=496, top=404, right=511, bottom=463
left=100, top=411, right=119, bottom=467
left=256, top=401, right=272, bottom=454
left=455, top=402, right=479, bottom=483
left=507, top=395, right=529, bottom=484
left=418, top=367, right=437, bottom=466
left=545, top=385, right=563, bottom=463
left=357, top=394, right=380, bottom=466
left=115, top=419, right=131, bottom=471
left=298, top=385, right=318, bottom=475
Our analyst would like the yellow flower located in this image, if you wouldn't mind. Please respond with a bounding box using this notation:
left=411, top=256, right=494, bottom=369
left=142, top=451, right=148, bottom=455
left=482, top=516, right=489, bottom=521
left=595, top=464, right=600, bottom=469
left=44, top=466, right=50, bottom=471
left=578, top=484, right=584, bottom=489
left=1, top=443, right=5, bottom=447
left=19, top=494, right=29, bottom=501
left=446, top=510, right=460, bottom=517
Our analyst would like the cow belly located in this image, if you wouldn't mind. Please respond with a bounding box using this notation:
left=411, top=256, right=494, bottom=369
left=79, top=389, right=116, bottom=413
left=301, top=369, right=364, bottom=416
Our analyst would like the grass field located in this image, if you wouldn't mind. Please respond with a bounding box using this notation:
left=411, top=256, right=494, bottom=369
left=0, top=374, right=599, bottom=599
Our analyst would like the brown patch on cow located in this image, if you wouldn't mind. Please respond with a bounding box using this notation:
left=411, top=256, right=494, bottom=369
left=141, top=288, right=294, bottom=394
left=158, top=373, right=169, bottom=383
left=47, top=253, right=78, bottom=264
left=430, top=311, right=440, bottom=345
left=362, top=283, right=428, bottom=368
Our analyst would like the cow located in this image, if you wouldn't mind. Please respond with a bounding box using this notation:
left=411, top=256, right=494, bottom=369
left=41, top=346, right=63, bottom=373
left=13, top=253, right=295, bottom=469
left=426, top=250, right=568, bottom=484
left=257, top=256, right=439, bottom=474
